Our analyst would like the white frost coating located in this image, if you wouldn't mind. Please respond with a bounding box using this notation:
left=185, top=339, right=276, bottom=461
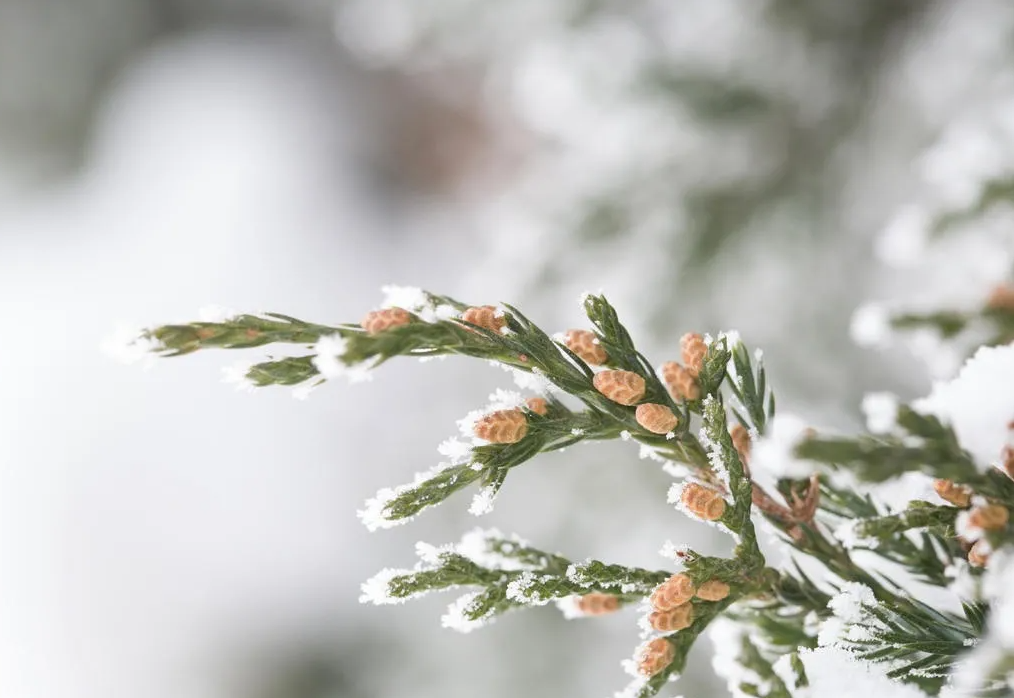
left=505, top=571, right=539, bottom=602
left=468, top=485, right=498, bottom=516
left=710, top=617, right=762, bottom=698
left=861, top=392, right=899, bottom=434
left=913, top=342, right=1014, bottom=470
left=827, top=583, right=876, bottom=623
left=797, top=646, right=927, bottom=698
left=874, top=206, right=929, bottom=268
left=101, top=326, right=164, bottom=368
left=221, top=359, right=257, bottom=392
left=437, top=437, right=473, bottom=464
left=956, top=509, right=985, bottom=543
left=771, top=654, right=799, bottom=693
left=311, top=334, right=375, bottom=383
left=833, top=519, right=876, bottom=550
left=850, top=302, right=893, bottom=349
left=359, top=567, right=417, bottom=605
left=555, top=596, right=585, bottom=619
left=620, top=430, right=632, bottom=441
left=749, top=413, right=816, bottom=491
left=944, top=558, right=978, bottom=601
left=379, top=284, right=429, bottom=311
left=659, top=540, right=689, bottom=561
left=441, top=592, right=493, bottom=633
left=503, top=364, right=557, bottom=394
left=357, top=462, right=453, bottom=531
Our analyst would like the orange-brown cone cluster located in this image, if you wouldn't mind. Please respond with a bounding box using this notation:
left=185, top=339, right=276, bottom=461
left=473, top=409, right=528, bottom=443
left=361, top=308, right=412, bottom=334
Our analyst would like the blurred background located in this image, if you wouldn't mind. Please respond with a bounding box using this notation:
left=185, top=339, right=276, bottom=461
left=2, top=0, right=1014, bottom=696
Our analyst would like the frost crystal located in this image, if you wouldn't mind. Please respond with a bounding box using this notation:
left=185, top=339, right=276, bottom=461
left=437, top=437, right=473, bottom=464
left=441, top=591, right=493, bottom=633
left=380, top=284, right=429, bottom=311
left=359, top=567, right=416, bottom=605
left=468, top=485, right=498, bottom=516
left=913, top=342, right=1014, bottom=470
left=798, top=646, right=927, bottom=698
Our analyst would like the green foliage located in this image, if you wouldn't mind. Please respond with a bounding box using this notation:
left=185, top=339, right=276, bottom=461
left=132, top=289, right=1014, bottom=697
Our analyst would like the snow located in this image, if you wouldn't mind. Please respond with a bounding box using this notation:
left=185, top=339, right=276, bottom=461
left=850, top=302, right=893, bottom=349
left=748, top=413, right=817, bottom=491
left=797, top=646, right=928, bottom=698
left=359, top=567, right=417, bottom=605
left=468, top=485, right=498, bottom=516
left=441, top=591, right=493, bottom=633
left=862, top=392, right=899, bottom=434
left=913, top=342, right=1014, bottom=470
left=220, top=359, right=257, bottom=393
left=100, top=326, right=163, bottom=368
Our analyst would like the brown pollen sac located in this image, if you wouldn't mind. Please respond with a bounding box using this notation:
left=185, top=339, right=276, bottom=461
left=195, top=327, right=218, bottom=341
left=635, top=403, right=679, bottom=435
left=695, top=579, right=730, bottom=602
left=244, top=328, right=261, bottom=340
left=730, top=424, right=751, bottom=466
left=680, top=333, right=708, bottom=375
left=648, top=602, right=694, bottom=632
left=932, top=479, right=972, bottom=508
left=460, top=305, right=506, bottom=333
left=564, top=329, right=608, bottom=365
left=681, top=482, right=726, bottom=521
left=986, top=284, right=1014, bottom=312
left=576, top=593, right=619, bottom=616
left=661, top=361, right=701, bottom=401
left=524, top=397, right=549, bottom=416
left=361, top=307, right=412, bottom=335
left=592, top=370, right=646, bottom=406
left=473, top=409, right=528, bottom=444
left=968, top=540, right=992, bottom=568
left=968, top=503, right=1010, bottom=531
left=650, top=573, right=695, bottom=611
left=637, top=638, right=675, bottom=678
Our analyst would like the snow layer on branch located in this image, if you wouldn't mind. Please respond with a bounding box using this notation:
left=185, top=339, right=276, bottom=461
left=913, top=342, right=1014, bottom=470
left=441, top=591, right=494, bottom=633
left=797, top=646, right=927, bottom=698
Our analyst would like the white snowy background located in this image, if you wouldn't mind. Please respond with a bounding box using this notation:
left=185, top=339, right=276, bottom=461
left=2, top=1, right=1014, bottom=697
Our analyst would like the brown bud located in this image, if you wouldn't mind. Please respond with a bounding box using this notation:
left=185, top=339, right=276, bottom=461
left=565, top=329, right=608, bottom=365
left=680, top=333, right=707, bottom=375
left=648, top=602, right=694, bottom=632
left=650, top=573, right=695, bottom=611
left=968, top=540, right=992, bottom=567
left=1002, top=444, right=1014, bottom=481
left=635, top=403, right=679, bottom=435
left=968, top=504, right=1009, bottom=531
left=575, top=593, right=619, bottom=616
left=933, top=479, right=972, bottom=508
left=695, top=579, right=730, bottom=602
left=361, top=307, right=412, bottom=335
left=460, top=305, right=506, bottom=333
left=473, top=409, right=528, bottom=444
left=730, top=424, right=751, bottom=466
left=681, top=483, right=726, bottom=521
left=637, top=638, right=675, bottom=677
left=592, top=370, right=646, bottom=406
left=524, top=397, right=549, bottom=416
left=661, top=362, right=700, bottom=401
left=986, top=284, right=1014, bottom=312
